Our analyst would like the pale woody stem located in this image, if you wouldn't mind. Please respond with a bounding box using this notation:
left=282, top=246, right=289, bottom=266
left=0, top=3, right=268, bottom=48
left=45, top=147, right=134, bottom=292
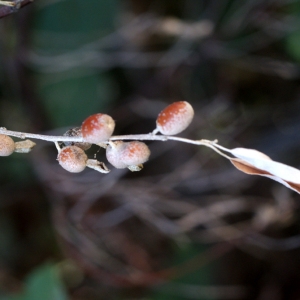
left=0, top=128, right=83, bottom=142
left=0, top=127, right=221, bottom=152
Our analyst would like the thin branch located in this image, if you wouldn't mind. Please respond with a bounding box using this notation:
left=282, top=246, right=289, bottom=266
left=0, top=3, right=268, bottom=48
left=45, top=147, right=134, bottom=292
left=0, top=127, right=230, bottom=157
left=0, top=127, right=84, bottom=142
left=0, top=128, right=205, bottom=144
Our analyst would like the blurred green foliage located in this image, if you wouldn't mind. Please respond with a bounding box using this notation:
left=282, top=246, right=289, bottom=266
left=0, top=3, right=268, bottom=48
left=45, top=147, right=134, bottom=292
left=31, top=0, right=119, bottom=127
left=36, top=72, right=115, bottom=127
left=152, top=244, right=213, bottom=300
left=285, top=1, right=300, bottom=61
left=32, top=0, right=118, bottom=49
left=8, top=263, right=67, bottom=300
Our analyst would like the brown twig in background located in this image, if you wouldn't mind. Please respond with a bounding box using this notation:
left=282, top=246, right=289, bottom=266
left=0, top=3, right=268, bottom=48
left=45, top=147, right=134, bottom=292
left=0, top=0, right=33, bottom=19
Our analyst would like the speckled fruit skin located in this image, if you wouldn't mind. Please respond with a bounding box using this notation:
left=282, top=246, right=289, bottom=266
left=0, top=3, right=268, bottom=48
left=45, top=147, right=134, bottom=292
left=121, top=141, right=151, bottom=166
left=106, top=141, right=151, bottom=168
left=106, top=141, right=128, bottom=169
left=58, top=146, right=87, bottom=173
left=0, top=134, right=15, bottom=156
left=156, top=101, right=194, bottom=135
left=81, top=113, right=115, bottom=144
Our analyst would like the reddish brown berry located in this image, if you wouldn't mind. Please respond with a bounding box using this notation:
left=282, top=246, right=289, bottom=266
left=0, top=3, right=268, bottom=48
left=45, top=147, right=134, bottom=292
left=0, top=134, right=15, bottom=156
left=57, top=145, right=87, bottom=173
left=121, top=141, right=151, bottom=166
left=156, top=101, right=194, bottom=135
left=106, top=141, right=151, bottom=169
left=81, top=113, right=115, bottom=144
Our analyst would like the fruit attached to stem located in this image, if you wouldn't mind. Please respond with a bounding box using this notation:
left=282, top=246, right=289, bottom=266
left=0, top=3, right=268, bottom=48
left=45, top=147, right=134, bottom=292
left=106, top=141, right=127, bottom=169
left=57, top=145, right=87, bottom=173
left=82, top=113, right=115, bottom=144
left=156, top=101, right=194, bottom=135
left=0, top=134, right=15, bottom=156
left=121, top=141, right=151, bottom=166
left=106, top=141, right=150, bottom=169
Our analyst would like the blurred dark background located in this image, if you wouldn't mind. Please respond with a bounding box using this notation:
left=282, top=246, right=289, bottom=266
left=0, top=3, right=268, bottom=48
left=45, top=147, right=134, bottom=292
left=1, top=0, right=300, bottom=299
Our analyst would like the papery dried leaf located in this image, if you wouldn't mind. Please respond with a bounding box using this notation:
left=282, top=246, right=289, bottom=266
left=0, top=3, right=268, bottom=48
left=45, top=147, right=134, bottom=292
left=231, top=148, right=272, bottom=161
left=212, top=143, right=300, bottom=193
left=127, top=164, right=143, bottom=172
left=86, top=159, right=110, bottom=173
left=230, top=148, right=300, bottom=184
left=14, top=139, right=36, bottom=153
left=230, top=158, right=300, bottom=194
left=230, top=158, right=270, bottom=176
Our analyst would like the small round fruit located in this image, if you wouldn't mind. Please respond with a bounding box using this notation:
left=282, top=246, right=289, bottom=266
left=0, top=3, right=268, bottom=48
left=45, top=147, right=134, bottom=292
left=57, top=145, right=87, bottom=173
left=156, top=101, right=194, bottom=135
left=0, top=134, right=15, bottom=156
left=81, top=113, right=115, bottom=144
left=121, top=141, right=151, bottom=166
left=106, top=141, right=151, bottom=169
left=106, top=141, right=127, bottom=169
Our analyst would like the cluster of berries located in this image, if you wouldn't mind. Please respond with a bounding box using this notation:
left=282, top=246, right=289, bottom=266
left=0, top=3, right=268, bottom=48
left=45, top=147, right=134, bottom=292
left=0, top=101, right=194, bottom=173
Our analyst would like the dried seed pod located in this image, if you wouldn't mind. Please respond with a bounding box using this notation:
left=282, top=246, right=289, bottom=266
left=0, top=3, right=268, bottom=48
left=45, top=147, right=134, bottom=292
left=81, top=113, right=115, bottom=144
left=57, top=145, right=87, bottom=173
left=63, top=127, right=91, bottom=150
left=0, top=134, right=15, bottom=156
left=156, top=101, right=194, bottom=135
